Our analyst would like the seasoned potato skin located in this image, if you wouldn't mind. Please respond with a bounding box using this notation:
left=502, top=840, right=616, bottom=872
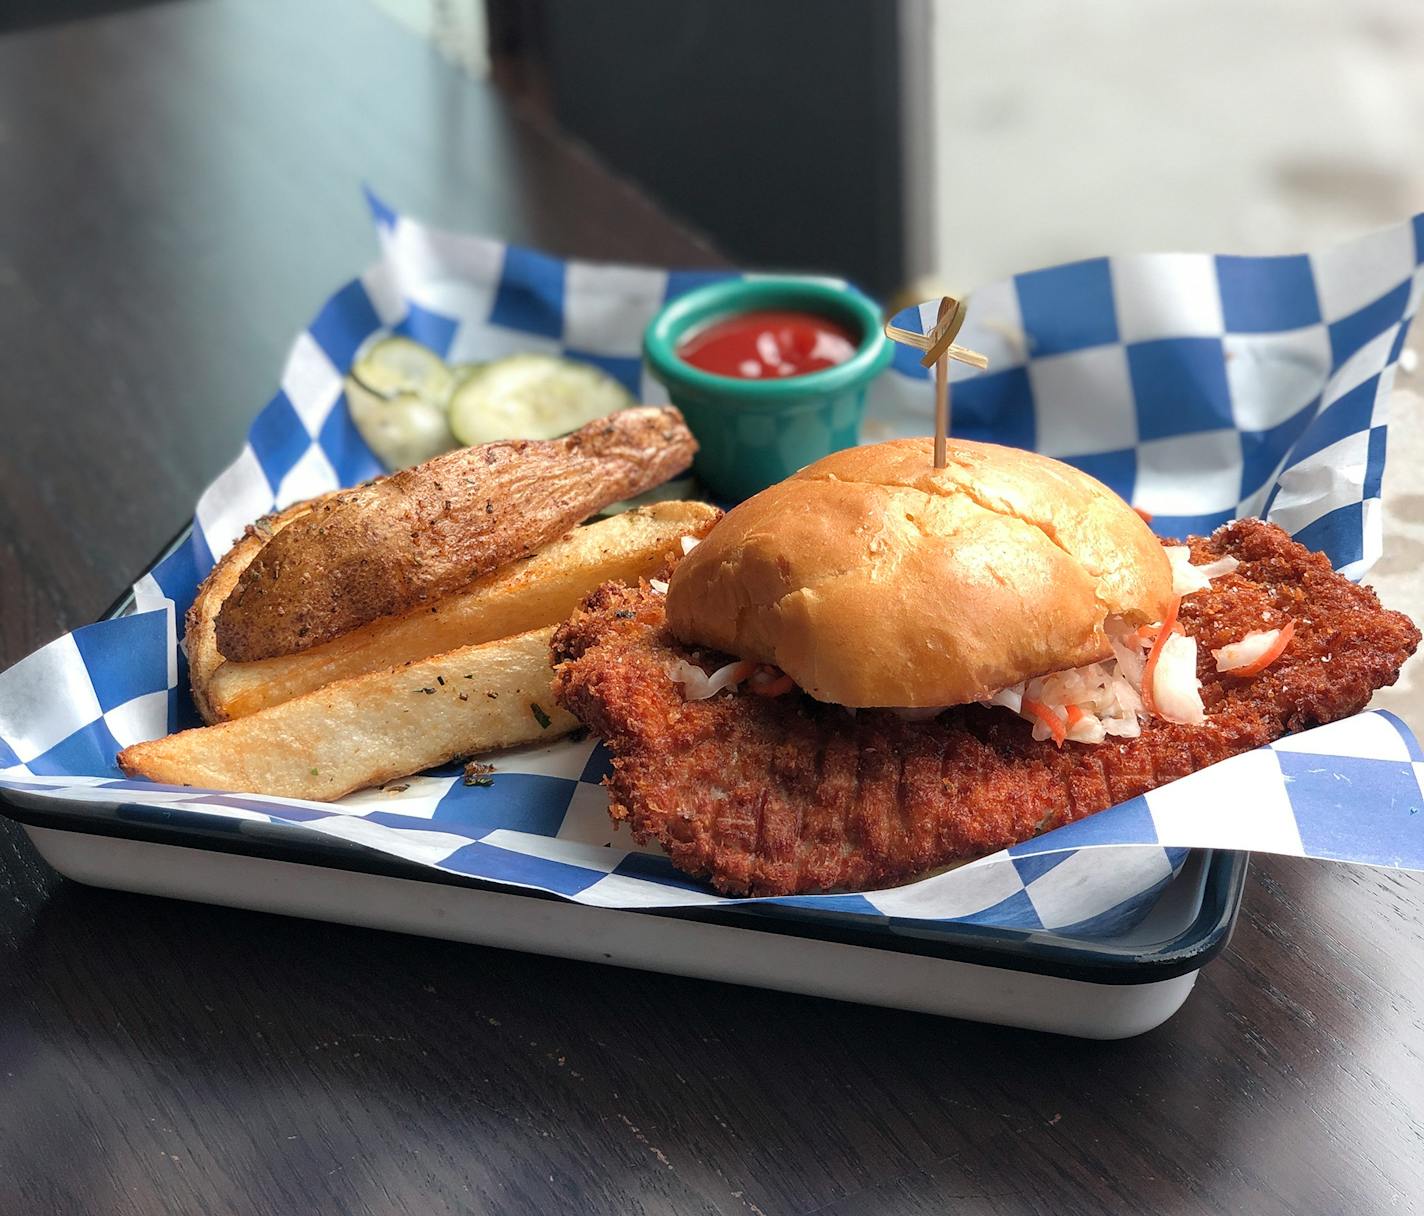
left=214, top=407, right=696, bottom=661
left=185, top=494, right=337, bottom=724
left=205, top=501, right=720, bottom=720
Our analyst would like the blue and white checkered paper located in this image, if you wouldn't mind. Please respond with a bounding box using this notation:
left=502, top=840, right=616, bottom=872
left=1, top=193, right=1421, bottom=938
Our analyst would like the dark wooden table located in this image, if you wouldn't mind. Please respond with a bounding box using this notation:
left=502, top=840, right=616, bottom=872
left=1, top=4, right=1421, bottom=1214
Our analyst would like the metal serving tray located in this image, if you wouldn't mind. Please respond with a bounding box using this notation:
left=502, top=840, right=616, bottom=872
left=0, top=528, right=1249, bottom=1039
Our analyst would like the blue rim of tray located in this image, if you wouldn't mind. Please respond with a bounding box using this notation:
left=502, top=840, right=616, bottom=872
left=0, top=521, right=1250, bottom=987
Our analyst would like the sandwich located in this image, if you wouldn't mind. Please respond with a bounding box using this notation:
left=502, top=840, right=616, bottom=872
left=551, top=438, right=1420, bottom=896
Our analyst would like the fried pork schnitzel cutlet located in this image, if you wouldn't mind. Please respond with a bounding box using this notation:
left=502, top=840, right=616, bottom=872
left=551, top=519, right=1419, bottom=897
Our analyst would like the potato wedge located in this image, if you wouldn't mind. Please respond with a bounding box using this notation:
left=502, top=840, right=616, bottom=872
left=186, top=494, right=338, bottom=724
left=215, top=406, right=697, bottom=661
left=119, top=627, right=575, bottom=801
left=204, top=500, right=720, bottom=720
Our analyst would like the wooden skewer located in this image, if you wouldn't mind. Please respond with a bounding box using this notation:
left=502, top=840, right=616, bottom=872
left=920, top=295, right=966, bottom=369
left=882, top=294, right=990, bottom=471
left=932, top=298, right=951, bottom=468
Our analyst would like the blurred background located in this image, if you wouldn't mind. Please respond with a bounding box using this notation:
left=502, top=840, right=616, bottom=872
left=7, top=0, right=1422, bottom=302
left=426, top=0, right=1424, bottom=303
left=485, top=0, right=1424, bottom=305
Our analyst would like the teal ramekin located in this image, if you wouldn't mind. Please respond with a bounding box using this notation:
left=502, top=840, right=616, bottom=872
left=643, top=277, right=892, bottom=501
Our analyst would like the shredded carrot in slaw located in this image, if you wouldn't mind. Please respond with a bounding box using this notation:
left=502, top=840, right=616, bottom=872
left=1224, top=619, right=1295, bottom=677
left=1021, top=697, right=1066, bottom=747
left=1140, top=596, right=1182, bottom=717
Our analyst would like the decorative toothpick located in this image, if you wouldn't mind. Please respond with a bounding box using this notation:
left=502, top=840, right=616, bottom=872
left=884, top=295, right=988, bottom=469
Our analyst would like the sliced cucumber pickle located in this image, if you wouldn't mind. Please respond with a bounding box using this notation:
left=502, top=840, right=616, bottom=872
left=448, top=353, right=635, bottom=446
left=449, top=361, right=487, bottom=387
left=344, top=376, right=456, bottom=469
left=352, top=336, right=455, bottom=406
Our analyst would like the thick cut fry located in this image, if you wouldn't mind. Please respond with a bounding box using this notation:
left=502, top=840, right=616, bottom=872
left=215, top=406, right=697, bottom=661
left=203, top=501, right=719, bottom=720
left=185, top=494, right=337, bottom=724
left=119, top=627, right=575, bottom=801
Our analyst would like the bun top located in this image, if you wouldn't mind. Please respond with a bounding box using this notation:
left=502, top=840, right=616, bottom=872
left=665, top=438, right=1173, bottom=708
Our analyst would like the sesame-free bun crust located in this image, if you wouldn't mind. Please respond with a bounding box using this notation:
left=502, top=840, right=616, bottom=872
left=665, top=438, right=1174, bottom=707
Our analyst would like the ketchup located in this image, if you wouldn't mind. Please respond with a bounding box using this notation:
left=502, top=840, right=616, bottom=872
left=677, top=310, right=858, bottom=379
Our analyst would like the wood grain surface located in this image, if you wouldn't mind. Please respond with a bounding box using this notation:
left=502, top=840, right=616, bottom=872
left=1, top=4, right=1421, bottom=1214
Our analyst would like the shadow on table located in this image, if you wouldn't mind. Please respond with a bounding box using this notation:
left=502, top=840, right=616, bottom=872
left=0, top=863, right=1384, bottom=1216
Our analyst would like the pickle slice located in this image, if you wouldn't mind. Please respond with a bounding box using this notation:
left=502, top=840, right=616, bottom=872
left=351, top=336, right=455, bottom=406
left=449, top=353, right=635, bottom=446
left=344, top=378, right=456, bottom=469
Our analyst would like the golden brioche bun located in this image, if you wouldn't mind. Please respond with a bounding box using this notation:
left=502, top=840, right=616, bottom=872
left=665, top=438, right=1173, bottom=707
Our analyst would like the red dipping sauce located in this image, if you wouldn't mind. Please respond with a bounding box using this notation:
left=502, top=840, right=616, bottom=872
left=676, top=310, right=858, bottom=380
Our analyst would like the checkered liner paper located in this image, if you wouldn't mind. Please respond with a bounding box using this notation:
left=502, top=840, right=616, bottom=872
left=2, top=192, right=1422, bottom=938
